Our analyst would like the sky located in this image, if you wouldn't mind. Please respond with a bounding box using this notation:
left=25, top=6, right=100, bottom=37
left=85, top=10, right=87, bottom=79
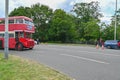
left=0, top=0, right=120, bottom=24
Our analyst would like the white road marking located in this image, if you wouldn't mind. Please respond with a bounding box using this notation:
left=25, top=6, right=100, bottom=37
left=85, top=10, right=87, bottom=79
left=61, top=54, right=110, bottom=64
left=77, top=50, right=120, bottom=57
left=46, top=46, right=120, bottom=57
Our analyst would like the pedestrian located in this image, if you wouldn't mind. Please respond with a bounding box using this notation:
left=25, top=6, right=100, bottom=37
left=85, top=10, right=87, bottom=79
left=100, top=39, right=104, bottom=50
left=96, top=39, right=100, bottom=49
left=96, top=38, right=104, bottom=49
left=37, top=38, right=39, bottom=44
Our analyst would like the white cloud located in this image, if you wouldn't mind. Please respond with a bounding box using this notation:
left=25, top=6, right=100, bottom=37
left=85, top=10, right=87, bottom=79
left=70, top=0, right=120, bottom=24
left=0, top=1, right=5, bottom=17
left=10, top=0, right=66, bottom=10
left=100, top=14, right=112, bottom=24
left=70, top=1, right=75, bottom=6
left=0, top=0, right=66, bottom=17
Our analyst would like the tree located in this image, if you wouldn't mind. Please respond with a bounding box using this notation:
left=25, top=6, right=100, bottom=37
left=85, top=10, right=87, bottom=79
left=9, top=6, right=31, bottom=17
left=9, top=3, right=53, bottom=42
left=84, top=19, right=100, bottom=40
left=72, top=1, right=103, bottom=42
left=9, top=1, right=105, bottom=44
left=72, top=1, right=102, bottom=22
left=31, top=3, right=53, bottom=42
left=110, top=8, right=120, bottom=40
left=101, top=25, right=114, bottom=40
left=49, top=9, right=78, bottom=43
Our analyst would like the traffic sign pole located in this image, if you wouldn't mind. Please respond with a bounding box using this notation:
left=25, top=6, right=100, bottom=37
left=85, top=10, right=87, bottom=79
left=4, top=0, right=9, bottom=59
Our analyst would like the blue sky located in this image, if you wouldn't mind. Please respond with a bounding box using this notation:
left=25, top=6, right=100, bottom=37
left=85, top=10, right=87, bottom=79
left=0, top=0, right=120, bottom=24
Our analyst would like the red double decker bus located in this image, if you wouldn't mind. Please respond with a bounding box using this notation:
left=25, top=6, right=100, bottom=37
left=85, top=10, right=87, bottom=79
left=0, top=16, right=35, bottom=51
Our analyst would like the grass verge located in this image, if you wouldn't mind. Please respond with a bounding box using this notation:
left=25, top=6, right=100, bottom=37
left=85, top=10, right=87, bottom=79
left=42, top=42, right=95, bottom=47
left=0, top=53, right=72, bottom=80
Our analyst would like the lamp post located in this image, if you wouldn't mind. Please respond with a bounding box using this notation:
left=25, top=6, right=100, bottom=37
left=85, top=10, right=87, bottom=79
left=4, top=0, right=9, bottom=59
left=114, top=0, right=117, bottom=40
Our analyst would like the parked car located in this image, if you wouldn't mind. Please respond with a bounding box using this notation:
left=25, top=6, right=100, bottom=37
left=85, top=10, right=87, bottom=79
left=104, top=40, right=120, bottom=49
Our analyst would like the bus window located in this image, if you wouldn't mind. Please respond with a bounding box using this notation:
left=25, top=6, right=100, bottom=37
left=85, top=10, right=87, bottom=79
left=16, top=19, right=23, bottom=24
left=9, top=33, right=14, bottom=38
left=30, top=21, right=34, bottom=26
left=25, top=19, right=34, bottom=26
left=25, top=20, right=29, bottom=25
left=15, top=32, right=18, bottom=37
left=25, top=32, right=32, bottom=38
left=0, top=20, right=5, bottom=24
left=15, top=32, right=19, bottom=42
left=20, top=32, right=24, bottom=38
left=0, top=33, right=4, bottom=37
left=9, top=20, right=14, bottom=24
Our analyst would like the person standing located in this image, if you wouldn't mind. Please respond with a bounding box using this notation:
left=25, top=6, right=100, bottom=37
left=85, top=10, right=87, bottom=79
left=100, top=39, right=104, bottom=49
left=96, top=38, right=104, bottom=49
left=36, top=38, right=39, bottom=44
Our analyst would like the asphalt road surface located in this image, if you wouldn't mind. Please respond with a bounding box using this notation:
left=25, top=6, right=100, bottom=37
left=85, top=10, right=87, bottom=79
left=0, top=44, right=120, bottom=80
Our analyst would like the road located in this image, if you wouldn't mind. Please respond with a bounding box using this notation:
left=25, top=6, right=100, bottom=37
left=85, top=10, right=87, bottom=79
left=0, top=44, right=120, bottom=80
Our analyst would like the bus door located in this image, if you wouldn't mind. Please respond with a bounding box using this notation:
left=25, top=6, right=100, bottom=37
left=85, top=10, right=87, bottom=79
left=15, top=32, right=19, bottom=42
left=9, top=33, right=16, bottom=48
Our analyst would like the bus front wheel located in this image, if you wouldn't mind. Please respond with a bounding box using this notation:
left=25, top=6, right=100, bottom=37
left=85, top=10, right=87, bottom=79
left=15, top=43, right=23, bottom=51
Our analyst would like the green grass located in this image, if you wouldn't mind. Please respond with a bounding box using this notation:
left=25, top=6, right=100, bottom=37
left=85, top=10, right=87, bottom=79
left=42, top=42, right=95, bottom=47
left=0, top=53, right=73, bottom=80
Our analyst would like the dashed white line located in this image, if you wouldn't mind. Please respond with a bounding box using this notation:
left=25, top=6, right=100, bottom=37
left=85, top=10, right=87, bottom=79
left=46, top=46, right=120, bottom=57
left=60, top=54, right=110, bottom=64
left=77, top=50, right=120, bottom=57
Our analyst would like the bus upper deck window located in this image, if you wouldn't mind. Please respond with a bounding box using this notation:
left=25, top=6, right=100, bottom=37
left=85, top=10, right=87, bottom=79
left=16, top=19, right=23, bottom=24
left=9, top=20, right=14, bottom=24
left=25, top=20, right=29, bottom=25
left=25, top=20, right=34, bottom=26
